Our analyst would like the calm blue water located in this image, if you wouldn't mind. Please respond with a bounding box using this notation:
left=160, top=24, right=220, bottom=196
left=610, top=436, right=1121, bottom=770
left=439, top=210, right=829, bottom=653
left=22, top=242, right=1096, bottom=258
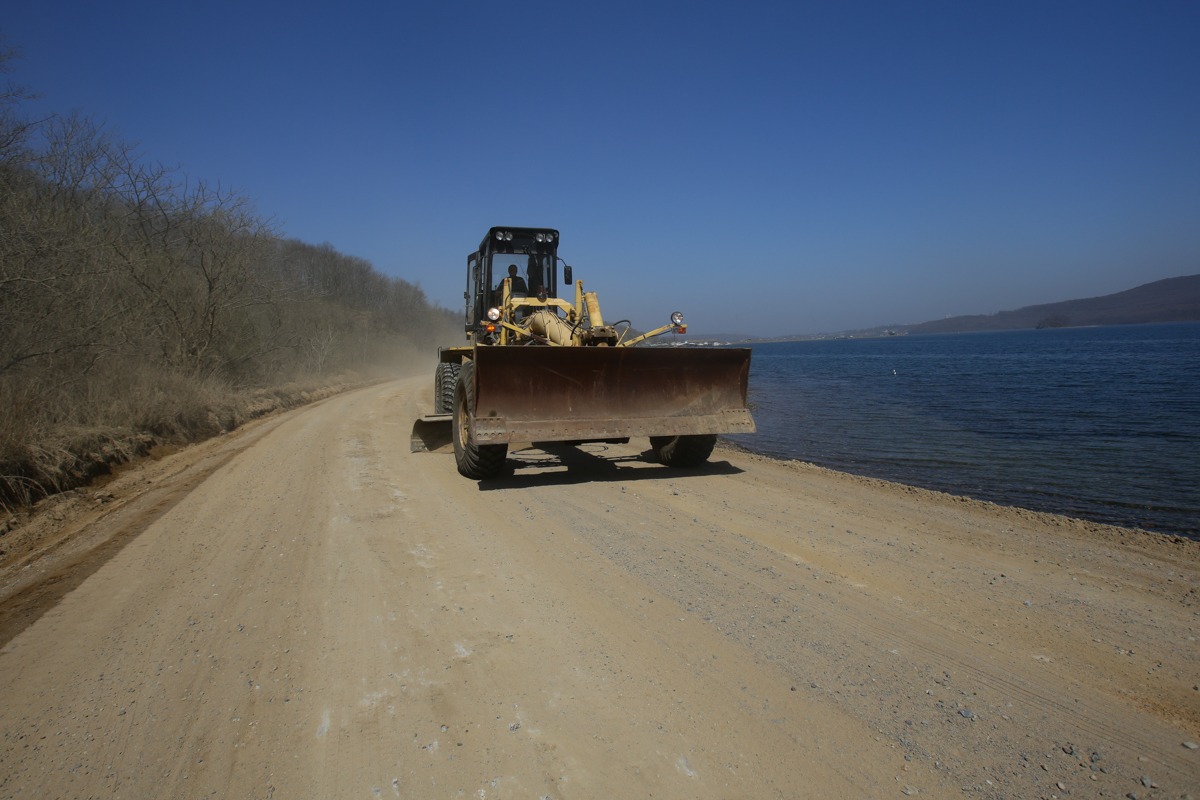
left=727, top=323, right=1200, bottom=538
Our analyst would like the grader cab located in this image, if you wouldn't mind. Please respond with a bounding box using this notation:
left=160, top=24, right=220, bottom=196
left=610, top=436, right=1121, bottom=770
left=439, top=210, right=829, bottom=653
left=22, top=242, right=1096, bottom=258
left=411, top=227, right=755, bottom=479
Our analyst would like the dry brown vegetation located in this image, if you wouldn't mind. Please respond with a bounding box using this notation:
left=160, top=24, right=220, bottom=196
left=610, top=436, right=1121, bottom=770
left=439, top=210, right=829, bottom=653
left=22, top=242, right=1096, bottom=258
left=0, top=48, right=457, bottom=509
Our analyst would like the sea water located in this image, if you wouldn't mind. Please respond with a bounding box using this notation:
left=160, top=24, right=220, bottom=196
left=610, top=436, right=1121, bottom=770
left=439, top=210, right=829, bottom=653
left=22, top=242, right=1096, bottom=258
left=726, top=322, right=1200, bottom=538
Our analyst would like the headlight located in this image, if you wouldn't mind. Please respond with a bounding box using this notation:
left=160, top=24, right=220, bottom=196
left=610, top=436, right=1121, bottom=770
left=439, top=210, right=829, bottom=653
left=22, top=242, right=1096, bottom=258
left=486, top=307, right=501, bottom=321
left=670, top=311, right=684, bottom=326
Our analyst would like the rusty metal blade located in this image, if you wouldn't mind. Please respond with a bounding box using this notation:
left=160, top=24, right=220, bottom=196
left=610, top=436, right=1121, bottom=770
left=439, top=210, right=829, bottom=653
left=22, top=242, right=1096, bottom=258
left=469, top=346, right=755, bottom=444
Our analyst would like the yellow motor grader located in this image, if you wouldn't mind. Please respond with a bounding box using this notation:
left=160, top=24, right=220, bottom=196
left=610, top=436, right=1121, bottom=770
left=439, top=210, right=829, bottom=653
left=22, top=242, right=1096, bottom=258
left=411, top=226, right=755, bottom=478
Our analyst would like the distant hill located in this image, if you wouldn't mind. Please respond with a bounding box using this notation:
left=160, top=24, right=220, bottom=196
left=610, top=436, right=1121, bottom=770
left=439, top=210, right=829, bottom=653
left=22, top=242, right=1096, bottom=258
left=683, top=274, right=1200, bottom=341
left=907, top=274, right=1200, bottom=334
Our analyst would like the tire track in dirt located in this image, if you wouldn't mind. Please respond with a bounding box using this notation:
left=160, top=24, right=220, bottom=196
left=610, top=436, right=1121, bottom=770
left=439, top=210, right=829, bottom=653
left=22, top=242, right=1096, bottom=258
left=0, top=437, right=262, bottom=647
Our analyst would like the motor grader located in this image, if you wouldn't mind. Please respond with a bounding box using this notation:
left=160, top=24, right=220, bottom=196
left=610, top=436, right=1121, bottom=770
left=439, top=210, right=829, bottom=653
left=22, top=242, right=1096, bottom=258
left=411, top=226, right=755, bottom=479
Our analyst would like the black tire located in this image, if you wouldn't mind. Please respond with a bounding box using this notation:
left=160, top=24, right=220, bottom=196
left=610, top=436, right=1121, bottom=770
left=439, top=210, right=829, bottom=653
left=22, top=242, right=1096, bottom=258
left=434, top=361, right=460, bottom=414
left=452, top=361, right=508, bottom=479
left=651, top=434, right=717, bottom=467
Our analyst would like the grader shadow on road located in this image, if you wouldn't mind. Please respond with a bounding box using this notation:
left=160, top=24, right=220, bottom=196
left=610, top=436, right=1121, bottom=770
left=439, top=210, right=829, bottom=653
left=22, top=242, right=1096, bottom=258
left=476, top=443, right=744, bottom=490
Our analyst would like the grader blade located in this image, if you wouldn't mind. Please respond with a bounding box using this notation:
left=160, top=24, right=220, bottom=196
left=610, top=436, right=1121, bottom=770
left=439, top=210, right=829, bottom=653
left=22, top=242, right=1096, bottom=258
left=410, top=414, right=453, bottom=453
left=467, top=346, right=755, bottom=444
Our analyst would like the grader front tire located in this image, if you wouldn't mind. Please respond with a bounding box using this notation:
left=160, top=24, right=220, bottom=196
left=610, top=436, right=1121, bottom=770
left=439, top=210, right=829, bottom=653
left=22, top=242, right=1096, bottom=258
left=452, top=361, right=508, bottom=479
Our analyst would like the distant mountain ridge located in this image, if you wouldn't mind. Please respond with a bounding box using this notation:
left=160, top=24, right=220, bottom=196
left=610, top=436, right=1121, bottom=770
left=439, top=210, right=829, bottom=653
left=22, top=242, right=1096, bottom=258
left=686, top=274, right=1200, bottom=342
left=906, top=274, right=1200, bottom=334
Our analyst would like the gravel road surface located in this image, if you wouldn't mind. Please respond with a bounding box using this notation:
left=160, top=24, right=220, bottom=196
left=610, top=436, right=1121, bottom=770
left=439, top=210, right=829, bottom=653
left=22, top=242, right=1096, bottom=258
left=2, top=377, right=1197, bottom=799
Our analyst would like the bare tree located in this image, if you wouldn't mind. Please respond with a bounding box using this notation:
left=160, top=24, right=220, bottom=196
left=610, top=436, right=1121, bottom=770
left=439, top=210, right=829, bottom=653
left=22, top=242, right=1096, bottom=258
left=0, top=42, right=38, bottom=167
left=1, top=54, right=461, bottom=506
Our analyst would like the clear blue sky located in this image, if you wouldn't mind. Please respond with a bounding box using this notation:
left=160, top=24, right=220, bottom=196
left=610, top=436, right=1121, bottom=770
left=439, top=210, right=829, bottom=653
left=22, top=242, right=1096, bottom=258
left=5, top=1, right=1198, bottom=336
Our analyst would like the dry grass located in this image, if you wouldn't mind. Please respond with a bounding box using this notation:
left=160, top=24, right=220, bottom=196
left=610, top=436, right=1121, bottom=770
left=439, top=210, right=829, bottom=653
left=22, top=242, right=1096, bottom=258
left=0, top=367, right=366, bottom=513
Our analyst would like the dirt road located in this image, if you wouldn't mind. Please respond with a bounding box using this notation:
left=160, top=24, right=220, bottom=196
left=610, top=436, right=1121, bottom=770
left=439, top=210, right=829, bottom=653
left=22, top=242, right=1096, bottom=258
left=2, top=377, right=1197, bottom=799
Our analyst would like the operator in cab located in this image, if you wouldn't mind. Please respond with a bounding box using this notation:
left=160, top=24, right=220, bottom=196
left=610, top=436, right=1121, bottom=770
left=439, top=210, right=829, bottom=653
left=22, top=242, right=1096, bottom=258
left=501, top=264, right=527, bottom=296
left=493, top=263, right=528, bottom=309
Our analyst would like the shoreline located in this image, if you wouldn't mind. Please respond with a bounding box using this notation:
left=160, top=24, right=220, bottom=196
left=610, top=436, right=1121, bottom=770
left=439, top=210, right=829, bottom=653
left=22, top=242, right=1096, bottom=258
left=717, top=436, right=1198, bottom=542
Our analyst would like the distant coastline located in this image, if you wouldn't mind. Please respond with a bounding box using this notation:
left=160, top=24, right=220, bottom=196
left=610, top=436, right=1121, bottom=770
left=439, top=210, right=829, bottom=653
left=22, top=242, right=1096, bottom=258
left=691, top=273, right=1200, bottom=342
left=905, top=273, right=1200, bottom=334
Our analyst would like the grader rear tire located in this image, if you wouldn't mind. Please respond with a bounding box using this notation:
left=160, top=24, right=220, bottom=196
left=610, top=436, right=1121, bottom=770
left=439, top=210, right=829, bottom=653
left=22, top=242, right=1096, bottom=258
left=434, top=361, right=460, bottom=414
left=651, top=434, right=717, bottom=467
left=453, top=361, right=508, bottom=479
